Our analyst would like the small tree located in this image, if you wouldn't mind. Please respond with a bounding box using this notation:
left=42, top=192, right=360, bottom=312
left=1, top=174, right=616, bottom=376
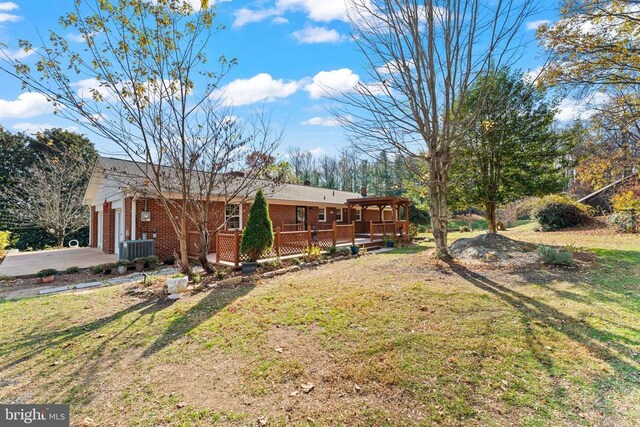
left=240, top=189, right=273, bottom=262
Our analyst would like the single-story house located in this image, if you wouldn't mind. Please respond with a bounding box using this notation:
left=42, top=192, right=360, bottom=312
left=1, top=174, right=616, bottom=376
left=83, top=157, right=410, bottom=263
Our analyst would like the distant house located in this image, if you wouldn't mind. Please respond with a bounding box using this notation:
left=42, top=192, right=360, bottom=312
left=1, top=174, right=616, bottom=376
left=83, top=157, right=410, bottom=264
left=578, top=174, right=639, bottom=213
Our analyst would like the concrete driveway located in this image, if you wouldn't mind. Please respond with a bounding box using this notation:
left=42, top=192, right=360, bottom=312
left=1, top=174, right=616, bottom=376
left=0, top=247, right=117, bottom=277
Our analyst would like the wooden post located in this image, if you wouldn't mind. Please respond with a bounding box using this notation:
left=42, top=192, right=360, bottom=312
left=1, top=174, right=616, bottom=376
left=234, top=229, right=240, bottom=267
left=347, top=204, right=351, bottom=223
left=307, top=225, right=312, bottom=248
left=215, top=232, right=220, bottom=263
left=276, top=227, right=281, bottom=257
left=370, top=220, right=374, bottom=238
left=332, top=221, right=337, bottom=246
left=352, top=222, right=356, bottom=245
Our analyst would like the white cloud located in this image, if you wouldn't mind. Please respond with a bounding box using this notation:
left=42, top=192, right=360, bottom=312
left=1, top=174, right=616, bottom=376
left=309, top=146, right=326, bottom=156
left=12, top=122, right=79, bottom=134
left=0, top=2, right=17, bottom=11
left=211, top=73, right=301, bottom=106
left=272, top=16, right=289, bottom=24
left=523, top=66, right=543, bottom=83
left=67, top=32, right=97, bottom=43
left=526, top=19, right=550, bottom=30
left=291, top=26, right=345, bottom=44
left=0, top=47, right=36, bottom=60
left=233, top=8, right=279, bottom=28
left=0, top=12, right=20, bottom=22
left=277, top=0, right=349, bottom=22
left=556, top=92, right=609, bottom=122
left=0, top=93, right=55, bottom=119
left=72, top=78, right=114, bottom=101
left=233, top=0, right=358, bottom=27
left=301, top=116, right=343, bottom=126
left=305, top=68, right=360, bottom=99
left=376, top=59, right=414, bottom=75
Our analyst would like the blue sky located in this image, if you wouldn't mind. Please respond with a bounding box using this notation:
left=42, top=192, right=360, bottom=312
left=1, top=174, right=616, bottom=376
left=0, top=0, right=567, bottom=158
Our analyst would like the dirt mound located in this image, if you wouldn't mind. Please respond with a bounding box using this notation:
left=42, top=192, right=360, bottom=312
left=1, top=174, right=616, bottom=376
left=450, top=233, right=538, bottom=266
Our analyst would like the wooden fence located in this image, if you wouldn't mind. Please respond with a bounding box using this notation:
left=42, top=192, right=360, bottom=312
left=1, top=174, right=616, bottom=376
left=215, top=222, right=357, bottom=266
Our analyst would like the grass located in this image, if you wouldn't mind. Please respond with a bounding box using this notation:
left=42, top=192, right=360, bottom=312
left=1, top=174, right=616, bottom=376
left=0, top=226, right=638, bottom=426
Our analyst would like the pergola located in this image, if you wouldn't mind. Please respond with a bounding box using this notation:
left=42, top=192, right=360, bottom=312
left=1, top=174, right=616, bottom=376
left=346, top=196, right=411, bottom=229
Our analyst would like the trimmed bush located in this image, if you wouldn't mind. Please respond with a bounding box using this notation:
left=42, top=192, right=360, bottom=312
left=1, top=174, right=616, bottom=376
left=91, top=264, right=104, bottom=274
left=65, top=266, right=80, bottom=274
left=608, top=212, right=638, bottom=233
left=0, top=230, right=10, bottom=256
left=537, top=245, right=575, bottom=266
left=532, top=195, right=593, bottom=231
left=240, top=189, right=274, bottom=262
left=37, top=268, right=58, bottom=278
left=327, top=246, right=338, bottom=256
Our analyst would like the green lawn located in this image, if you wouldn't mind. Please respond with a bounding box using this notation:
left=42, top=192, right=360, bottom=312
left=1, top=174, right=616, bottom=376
left=0, top=226, right=638, bottom=426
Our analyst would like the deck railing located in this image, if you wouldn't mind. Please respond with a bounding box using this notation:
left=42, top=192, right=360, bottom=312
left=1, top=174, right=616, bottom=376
left=215, top=221, right=358, bottom=266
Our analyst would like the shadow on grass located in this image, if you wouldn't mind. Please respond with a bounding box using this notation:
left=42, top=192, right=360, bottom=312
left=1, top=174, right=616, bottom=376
left=377, top=243, right=432, bottom=255
left=449, top=261, right=640, bottom=377
left=142, top=282, right=255, bottom=357
left=0, top=299, right=167, bottom=371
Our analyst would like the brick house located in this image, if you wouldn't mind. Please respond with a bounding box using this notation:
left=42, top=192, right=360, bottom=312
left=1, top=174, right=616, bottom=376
left=83, top=157, right=408, bottom=261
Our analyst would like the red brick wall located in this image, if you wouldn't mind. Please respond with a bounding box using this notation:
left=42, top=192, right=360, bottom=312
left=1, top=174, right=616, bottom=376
left=269, top=204, right=297, bottom=228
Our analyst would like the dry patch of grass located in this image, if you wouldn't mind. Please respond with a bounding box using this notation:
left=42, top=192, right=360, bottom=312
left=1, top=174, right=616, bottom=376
left=0, top=229, right=638, bottom=426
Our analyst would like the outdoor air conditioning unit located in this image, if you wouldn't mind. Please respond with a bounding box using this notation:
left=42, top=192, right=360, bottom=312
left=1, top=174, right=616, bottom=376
left=140, top=211, right=151, bottom=222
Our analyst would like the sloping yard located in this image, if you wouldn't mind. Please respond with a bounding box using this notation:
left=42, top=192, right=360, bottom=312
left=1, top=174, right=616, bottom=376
left=0, top=227, right=638, bottom=426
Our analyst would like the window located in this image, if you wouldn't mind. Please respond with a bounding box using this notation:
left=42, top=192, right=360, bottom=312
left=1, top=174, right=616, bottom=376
left=335, top=208, right=343, bottom=222
left=318, top=207, right=326, bottom=222
left=225, top=204, right=241, bottom=229
left=355, top=208, right=362, bottom=221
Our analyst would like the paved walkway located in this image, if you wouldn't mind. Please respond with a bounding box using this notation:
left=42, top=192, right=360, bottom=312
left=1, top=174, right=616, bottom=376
left=0, top=247, right=117, bottom=277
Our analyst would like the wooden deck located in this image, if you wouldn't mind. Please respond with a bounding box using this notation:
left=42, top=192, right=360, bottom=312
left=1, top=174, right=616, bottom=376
left=207, top=236, right=386, bottom=268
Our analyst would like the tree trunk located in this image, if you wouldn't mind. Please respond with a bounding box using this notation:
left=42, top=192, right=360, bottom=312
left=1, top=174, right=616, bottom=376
left=56, top=232, right=65, bottom=249
left=178, top=221, right=190, bottom=275
left=198, top=229, right=214, bottom=274
left=429, top=166, right=450, bottom=259
left=486, top=200, right=497, bottom=233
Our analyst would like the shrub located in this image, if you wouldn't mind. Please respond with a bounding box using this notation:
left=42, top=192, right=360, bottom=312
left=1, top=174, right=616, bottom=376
left=537, top=245, right=575, bottom=266
left=290, top=257, right=301, bottom=265
left=65, top=266, right=80, bottom=274
left=263, top=258, right=283, bottom=270
left=337, top=247, right=351, bottom=256
left=163, top=255, right=176, bottom=265
left=0, top=230, right=10, bottom=256
left=304, top=246, right=322, bottom=262
left=240, top=189, right=274, bottom=262
left=608, top=211, right=638, bottom=233
left=103, top=263, right=116, bottom=273
left=532, top=195, right=593, bottom=231
left=132, top=257, right=146, bottom=265
left=115, top=259, right=131, bottom=267
left=36, top=268, right=58, bottom=278
left=459, top=225, right=471, bottom=233
left=611, top=190, right=640, bottom=211
left=327, top=246, right=338, bottom=256
left=91, top=264, right=104, bottom=274
left=145, top=255, right=159, bottom=268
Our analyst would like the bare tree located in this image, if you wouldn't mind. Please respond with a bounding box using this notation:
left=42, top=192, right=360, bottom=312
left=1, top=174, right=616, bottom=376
left=336, top=0, right=536, bottom=257
left=5, top=153, right=90, bottom=248
left=0, top=0, right=281, bottom=272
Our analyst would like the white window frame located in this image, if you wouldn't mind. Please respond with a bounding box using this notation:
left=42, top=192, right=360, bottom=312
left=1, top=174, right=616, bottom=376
left=318, top=207, right=326, bottom=222
left=335, top=208, right=343, bottom=222
left=355, top=208, right=362, bottom=221
left=225, top=203, right=242, bottom=229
